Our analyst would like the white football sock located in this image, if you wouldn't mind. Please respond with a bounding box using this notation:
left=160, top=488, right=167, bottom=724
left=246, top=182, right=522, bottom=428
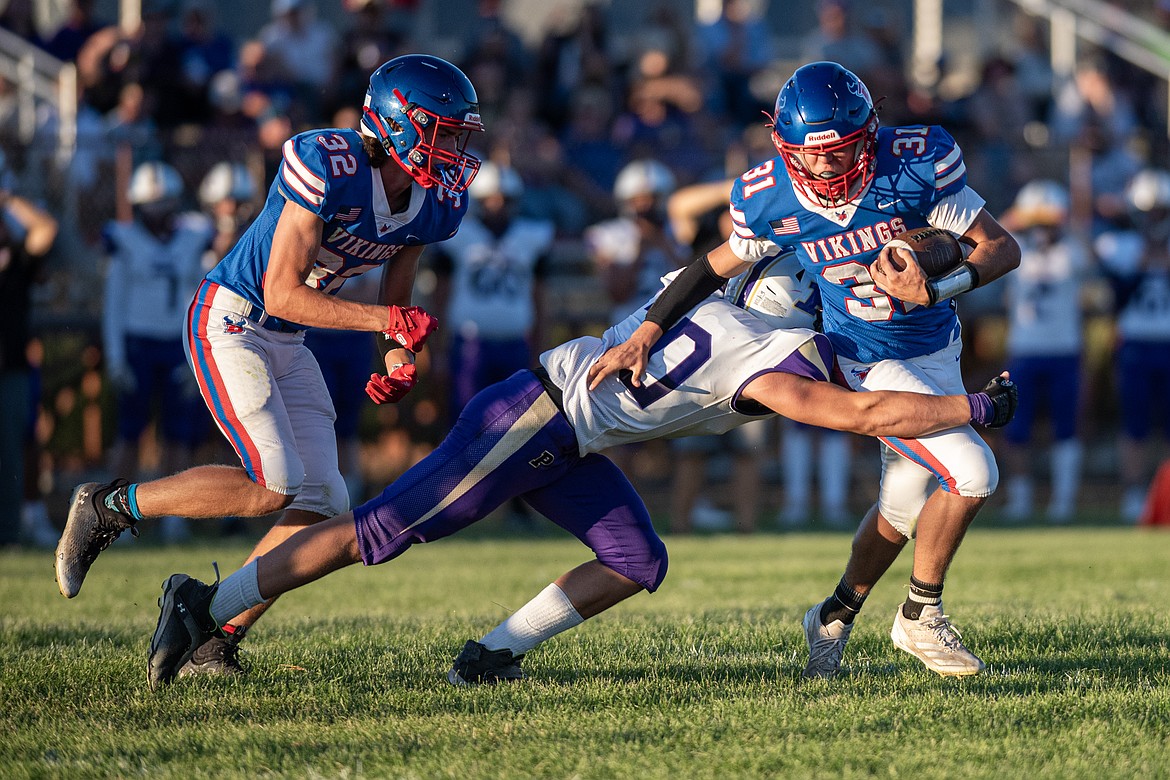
left=781, top=425, right=812, bottom=514
left=1047, top=439, right=1083, bottom=519
left=209, top=559, right=264, bottom=627
left=818, top=432, right=852, bottom=518
left=479, top=583, right=584, bottom=656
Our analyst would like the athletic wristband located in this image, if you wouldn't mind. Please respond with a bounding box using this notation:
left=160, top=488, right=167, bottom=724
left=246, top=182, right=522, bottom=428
left=966, top=392, right=994, bottom=426
left=645, top=254, right=726, bottom=328
left=926, top=262, right=980, bottom=306
left=376, top=332, right=413, bottom=361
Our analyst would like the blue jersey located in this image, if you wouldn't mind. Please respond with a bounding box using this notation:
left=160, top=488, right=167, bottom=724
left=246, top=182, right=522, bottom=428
left=206, top=128, right=468, bottom=330
left=729, top=125, right=980, bottom=363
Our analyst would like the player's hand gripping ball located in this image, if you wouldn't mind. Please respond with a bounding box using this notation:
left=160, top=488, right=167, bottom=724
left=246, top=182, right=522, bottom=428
left=885, top=228, right=965, bottom=278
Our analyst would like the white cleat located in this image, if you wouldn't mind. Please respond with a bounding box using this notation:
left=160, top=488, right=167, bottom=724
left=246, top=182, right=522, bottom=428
left=801, top=601, right=853, bottom=679
left=890, top=603, right=985, bottom=677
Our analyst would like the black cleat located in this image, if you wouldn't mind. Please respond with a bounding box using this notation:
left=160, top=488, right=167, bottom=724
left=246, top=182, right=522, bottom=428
left=55, top=480, right=138, bottom=598
left=447, top=640, right=526, bottom=686
left=179, top=628, right=248, bottom=678
left=148, top=572, right=222, bottom=690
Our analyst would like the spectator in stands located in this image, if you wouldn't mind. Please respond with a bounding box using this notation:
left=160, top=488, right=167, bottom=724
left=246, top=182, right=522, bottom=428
left=695, top=0, right=775, bottom=128
left=559, top=86, right=623, bottom=203
left=102, top=161, right=214, bottom=542
left=332, top=0, right=408, bottom=117
left=534, top=3, right=613, bottom=133
left=800, top=0, right=881, bottom=80
left=257, top=0, right=338, bottom=119
left=104, top=82, right=162, bottom=169
left=41, top=0, right=103, bottom=62
left=1000, top=180, right=1090, bottom=523
left=0, top=152, right=58, bottom=547
left=0, top=0, right=42, bottom=48
left=963, top=56, right=1031, bottom=215
left=612, top=42, right=707, bottom=181
left=168, top=0, right=236, bottom=126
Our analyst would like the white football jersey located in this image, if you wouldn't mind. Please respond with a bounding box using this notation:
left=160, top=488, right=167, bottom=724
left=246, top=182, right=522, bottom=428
left=1005, top=234, right=1088, bottom=356
left=1097, top=229, right=1170, bottom=341
left=102, top=213, right=213, bottom=351
left=438, top=216, right=554, bottom=339
left=541, top=294, right=831, bottom=455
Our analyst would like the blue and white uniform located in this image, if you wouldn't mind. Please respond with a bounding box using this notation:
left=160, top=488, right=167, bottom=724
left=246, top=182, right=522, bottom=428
left=354, top=290, right=834, bottom=588
left=1097, top=228, right=1170, bottom=441
left=103, top=213, right=213, bottom=446
left=185, top=128, right=467, bottom=516
left=433, top=213, right=554, bottom=416
left=725, top=126, right=996, bottom=535
left=1002, top=232, right=1088, bottom=445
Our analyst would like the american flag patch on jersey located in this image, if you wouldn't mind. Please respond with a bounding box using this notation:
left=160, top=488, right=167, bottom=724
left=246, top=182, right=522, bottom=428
left=335, top=207, right=363, bottom=222
left=770, top=216, right=800, bottom=236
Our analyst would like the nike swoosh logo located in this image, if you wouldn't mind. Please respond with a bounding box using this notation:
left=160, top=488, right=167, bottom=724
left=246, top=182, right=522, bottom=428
left=877, top=199, right=901, bottom=209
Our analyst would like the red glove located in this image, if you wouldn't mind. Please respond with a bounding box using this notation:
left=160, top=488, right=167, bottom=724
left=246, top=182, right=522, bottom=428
left=365, top=363, right=417, bottom=405
left=382, top=305, right=439, bottom=352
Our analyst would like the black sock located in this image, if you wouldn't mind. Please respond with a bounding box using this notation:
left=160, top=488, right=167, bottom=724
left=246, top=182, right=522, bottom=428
left=102, top=483, right=137, bottom=520
left=820, top=577, right=867, bottom=625
left=902, top=575, right=943, bottom=620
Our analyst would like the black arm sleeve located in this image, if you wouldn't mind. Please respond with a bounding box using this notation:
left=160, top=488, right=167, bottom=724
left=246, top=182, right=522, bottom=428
left=644, top=254, right=726, bottom=329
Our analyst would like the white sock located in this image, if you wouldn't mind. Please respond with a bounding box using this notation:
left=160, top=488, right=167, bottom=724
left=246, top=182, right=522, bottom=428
left=1047, top=440, right=1082, bottom=516
left=209, top=559, right=264, bottom=627
left=818, top=432, right=851, bottom=517
left=782, top=426, right=812, bottom=513
left=479, top=583, right=584, bottom=656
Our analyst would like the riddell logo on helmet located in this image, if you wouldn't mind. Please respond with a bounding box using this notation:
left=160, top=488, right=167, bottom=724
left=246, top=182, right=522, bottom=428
left=804, top=130, right=842, bottom=144
left=465, top=112, right=481, bottom=124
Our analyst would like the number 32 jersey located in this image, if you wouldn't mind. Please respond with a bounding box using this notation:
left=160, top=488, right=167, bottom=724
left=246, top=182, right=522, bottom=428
left=206, top=128, right=468, bottom=330
left=541, top=295, right=835, bottom=455
left=728, top=125, right=985, bottom=363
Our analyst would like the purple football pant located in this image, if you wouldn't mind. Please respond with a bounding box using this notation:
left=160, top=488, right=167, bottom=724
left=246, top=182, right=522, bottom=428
left=353, top=370, right=668, bottom=592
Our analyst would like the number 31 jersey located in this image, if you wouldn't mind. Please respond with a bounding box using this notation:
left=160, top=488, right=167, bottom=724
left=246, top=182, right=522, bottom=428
left=206, top=128, right=468, bottom=330
left=541, top=295, right=835, bottom=455
left=729, top=125, right=985, bottom=363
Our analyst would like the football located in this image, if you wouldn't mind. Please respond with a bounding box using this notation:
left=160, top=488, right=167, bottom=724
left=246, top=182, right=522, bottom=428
left=886, top=228, right=964, bottom=278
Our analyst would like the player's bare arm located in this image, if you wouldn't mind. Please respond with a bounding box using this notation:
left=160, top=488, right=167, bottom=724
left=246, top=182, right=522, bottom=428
left=742, top=370, right=1016, bottom=437
left=960, top=208, right=1021, bottom=285
left=377, top=245, right=425, bottom=370
left=587, top=240, right=749, bottom=389
left=263, top=200, right=400, bottom=332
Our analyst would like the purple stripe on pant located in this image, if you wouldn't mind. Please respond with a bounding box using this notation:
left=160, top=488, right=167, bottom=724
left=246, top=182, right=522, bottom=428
left=353, top=370, right=668, bottom=592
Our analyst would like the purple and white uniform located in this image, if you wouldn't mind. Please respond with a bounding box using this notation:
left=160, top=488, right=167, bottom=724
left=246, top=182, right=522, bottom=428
left=726, top=125, right=997, bottom=536
left=184, top=128, right=467, bottom=517
left=353, top=293, right=833, bottom=590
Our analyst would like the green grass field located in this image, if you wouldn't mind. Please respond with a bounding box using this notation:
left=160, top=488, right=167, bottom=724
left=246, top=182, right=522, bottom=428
left=3, top=527, right=1169, bottom=779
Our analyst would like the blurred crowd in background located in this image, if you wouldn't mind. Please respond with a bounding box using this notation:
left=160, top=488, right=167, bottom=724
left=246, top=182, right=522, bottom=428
left=4, top=0, right=1170, bottom=547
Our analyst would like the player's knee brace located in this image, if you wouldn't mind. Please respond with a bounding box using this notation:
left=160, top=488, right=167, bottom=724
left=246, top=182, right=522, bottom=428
left=287, top=469, right=351, bottom=518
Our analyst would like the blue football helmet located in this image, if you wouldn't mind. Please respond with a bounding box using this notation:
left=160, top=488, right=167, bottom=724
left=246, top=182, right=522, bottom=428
left=770, top=61, right=878, bottom=206
left=360, top=54, right=484, bottom=196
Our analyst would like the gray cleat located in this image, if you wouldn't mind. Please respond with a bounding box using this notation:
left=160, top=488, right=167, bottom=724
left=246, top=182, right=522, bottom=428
left=55, top=480, right=138, bottom=598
